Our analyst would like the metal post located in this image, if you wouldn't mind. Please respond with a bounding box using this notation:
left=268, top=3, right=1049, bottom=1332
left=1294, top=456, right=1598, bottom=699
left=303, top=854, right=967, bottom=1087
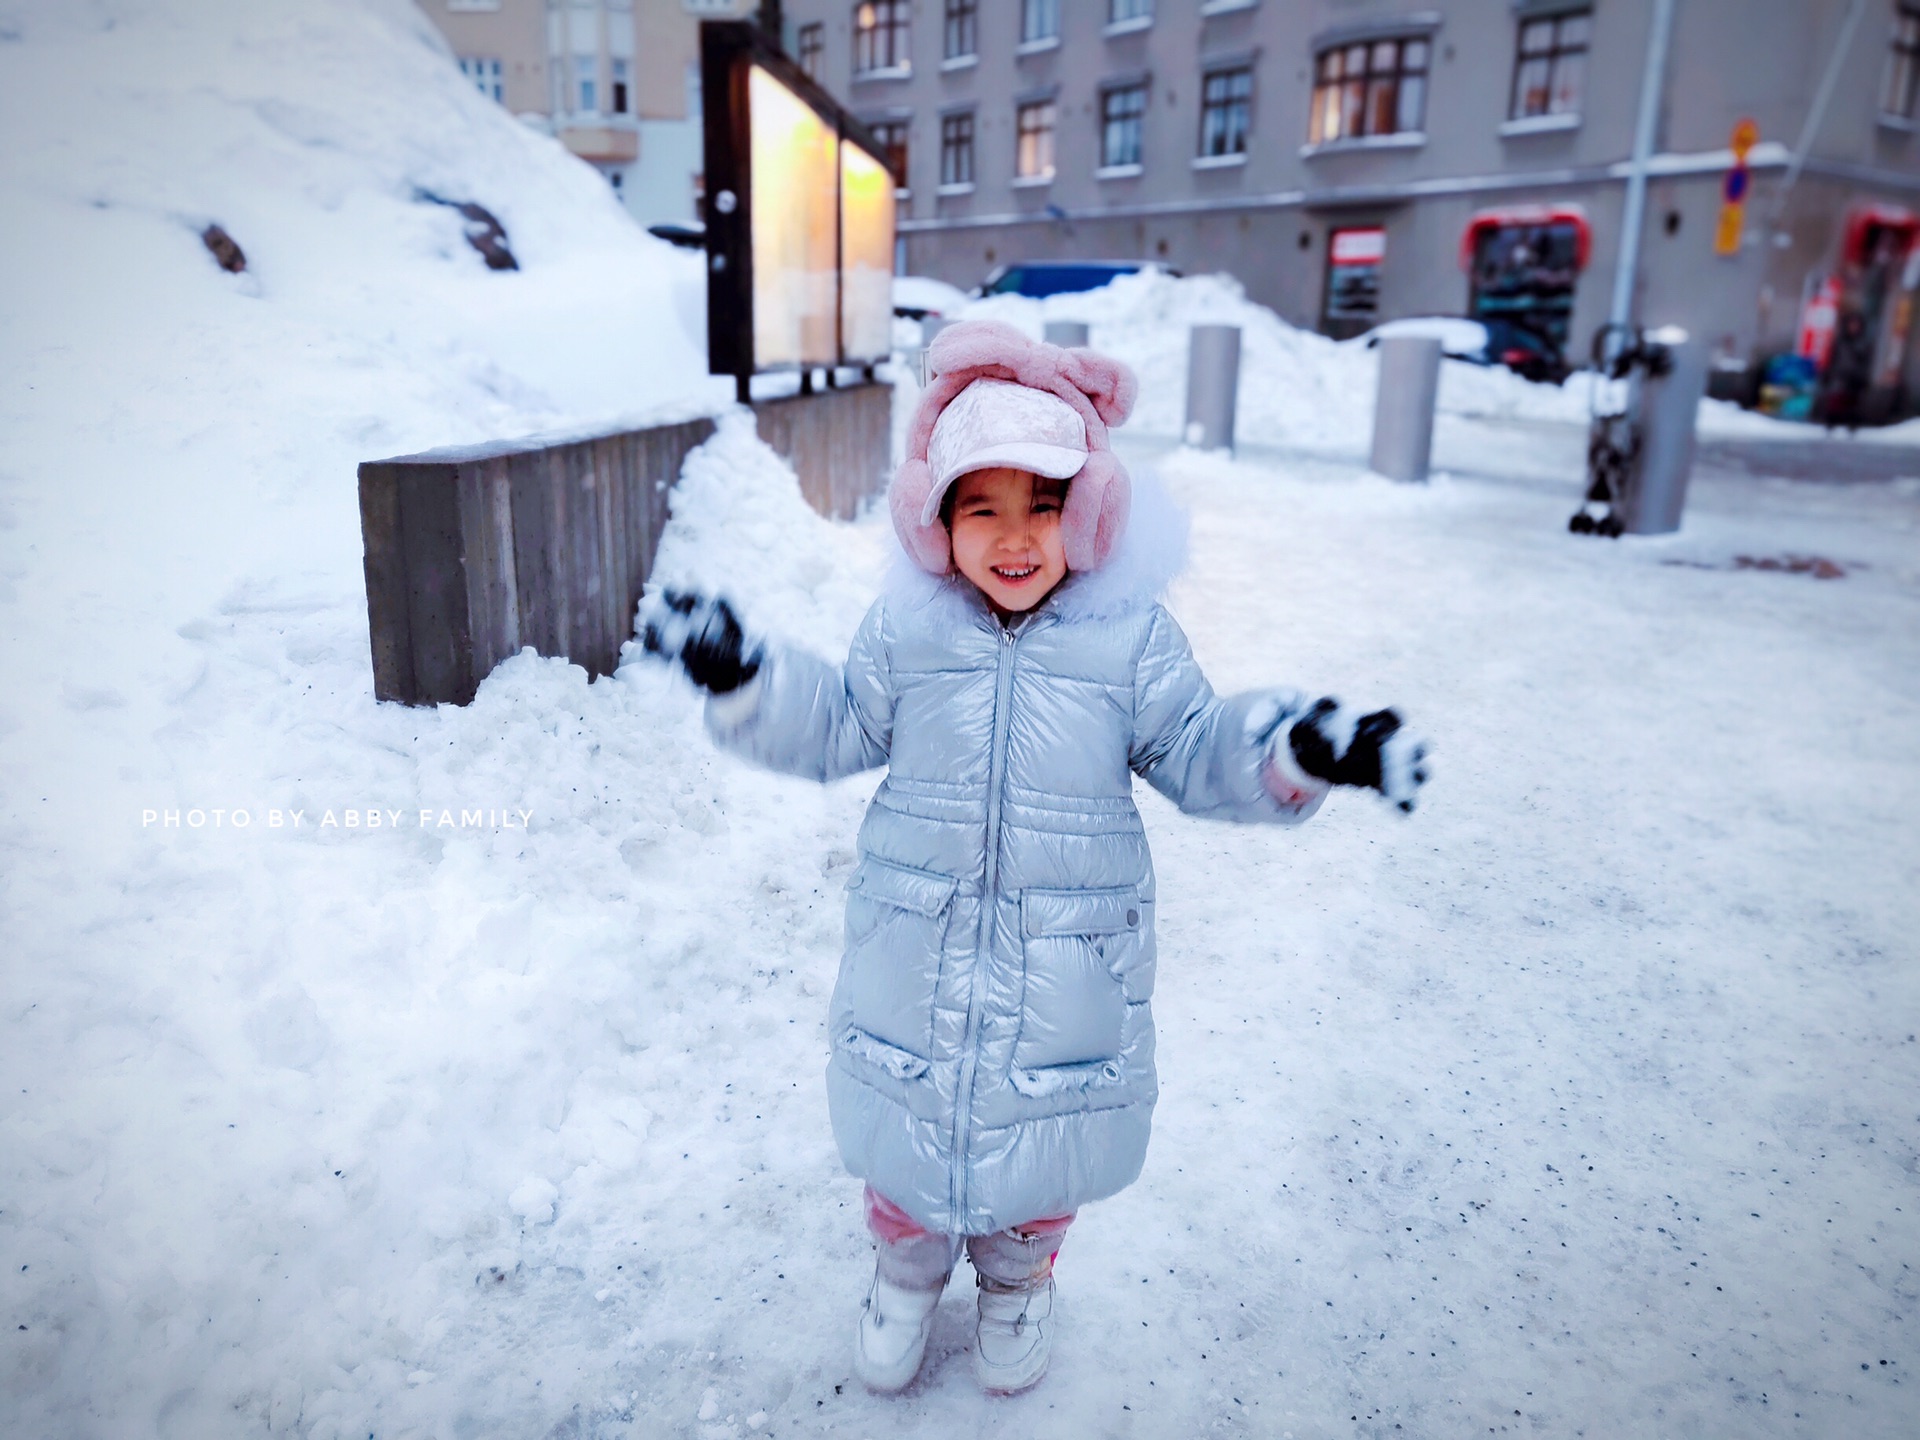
left=1043, top=320, right=1090, bottom=349
left=1766, top=0, right=1868, bottom=238
left=1370, top=336, right=1443, bottom=483
left=1608, top=0, right=1679, bottom=336
left=917, top=316, right=952, bottom=385
left=1184, top=324, right=1241, bottom=452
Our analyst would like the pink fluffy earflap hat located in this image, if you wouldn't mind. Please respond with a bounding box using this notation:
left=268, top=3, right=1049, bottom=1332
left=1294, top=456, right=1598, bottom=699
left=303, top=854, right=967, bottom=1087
left=892, top=319, right=1138, bottom=574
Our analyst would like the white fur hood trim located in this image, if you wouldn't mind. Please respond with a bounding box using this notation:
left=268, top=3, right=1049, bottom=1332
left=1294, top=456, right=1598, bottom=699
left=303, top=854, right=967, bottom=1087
left=881, top=457, right=1189, bottom=625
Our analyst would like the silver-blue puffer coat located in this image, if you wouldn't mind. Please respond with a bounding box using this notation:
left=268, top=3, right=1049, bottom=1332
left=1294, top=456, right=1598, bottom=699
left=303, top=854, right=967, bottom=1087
left=705, top=558, right=1323, bottom=1236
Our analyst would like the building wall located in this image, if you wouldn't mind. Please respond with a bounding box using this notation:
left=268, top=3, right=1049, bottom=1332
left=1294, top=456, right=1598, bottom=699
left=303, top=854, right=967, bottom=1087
left=422, top=0, right=757, bottom=227
left=786, top=0, right=1920, bottom=407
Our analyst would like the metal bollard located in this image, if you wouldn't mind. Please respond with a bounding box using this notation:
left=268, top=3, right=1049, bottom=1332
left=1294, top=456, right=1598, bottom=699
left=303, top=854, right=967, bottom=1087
left=1624, top=330, right=1705, bottom=534
left=1043, top=320, right=1090, bottom=349
left=1370, top=335, right=1442, bottom=482
left=1184, top=324, right=1241, bottom=452
left=917, top=316, right=953, bottom=385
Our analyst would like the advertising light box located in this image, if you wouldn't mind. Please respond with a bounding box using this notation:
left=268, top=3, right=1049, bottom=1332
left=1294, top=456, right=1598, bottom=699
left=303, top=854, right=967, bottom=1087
left=701, top=22, right=897, bottom=389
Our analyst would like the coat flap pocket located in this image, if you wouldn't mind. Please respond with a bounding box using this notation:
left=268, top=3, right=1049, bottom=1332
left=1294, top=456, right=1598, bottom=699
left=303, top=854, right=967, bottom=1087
left=838, top=1025, right=931, bottom=1080
left=848, top=857, right=959, bottom=918
left=1021, top=886, right=1141, bottom=939
left=1009, top=1059, right=1124, bottom=1097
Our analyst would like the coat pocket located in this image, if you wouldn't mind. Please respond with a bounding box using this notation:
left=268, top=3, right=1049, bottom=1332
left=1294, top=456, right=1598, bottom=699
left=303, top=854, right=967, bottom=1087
left=1008, top=1057, right=1125, bottom=1098
left=841, top=856, right=960, bottom=1060
left=1012, top=886, right=1143, bottom=1071
left=836, top=1024, right=932, bottom=1082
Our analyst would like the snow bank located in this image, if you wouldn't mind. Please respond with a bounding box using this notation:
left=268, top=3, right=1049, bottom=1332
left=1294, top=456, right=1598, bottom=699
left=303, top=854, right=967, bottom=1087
left=956, top=270, right=1915, bottom=452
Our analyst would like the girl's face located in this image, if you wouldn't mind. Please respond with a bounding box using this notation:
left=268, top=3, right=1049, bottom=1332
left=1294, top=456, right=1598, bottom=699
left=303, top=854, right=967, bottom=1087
left=947, top=466, right=1070, bottom=617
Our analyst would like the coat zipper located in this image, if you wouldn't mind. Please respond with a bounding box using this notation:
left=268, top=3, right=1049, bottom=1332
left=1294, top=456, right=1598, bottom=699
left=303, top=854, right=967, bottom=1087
left=951, top=623, right=1018, bottom=1229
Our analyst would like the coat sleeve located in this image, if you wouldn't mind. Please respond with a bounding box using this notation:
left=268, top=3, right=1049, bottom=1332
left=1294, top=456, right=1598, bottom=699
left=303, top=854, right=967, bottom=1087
left=1128, top=605, right=1325, bottom=825
left=701, top=598, right=894, bottom=783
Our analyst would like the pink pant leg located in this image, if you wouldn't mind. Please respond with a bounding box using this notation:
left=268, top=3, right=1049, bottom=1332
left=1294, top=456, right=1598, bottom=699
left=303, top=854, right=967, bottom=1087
left=863, top=1185, right=957, bottom=1291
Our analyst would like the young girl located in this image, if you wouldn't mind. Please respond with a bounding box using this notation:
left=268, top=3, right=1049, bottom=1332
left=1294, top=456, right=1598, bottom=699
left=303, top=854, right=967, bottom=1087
left=643, top=320, right=1428, bottom=1395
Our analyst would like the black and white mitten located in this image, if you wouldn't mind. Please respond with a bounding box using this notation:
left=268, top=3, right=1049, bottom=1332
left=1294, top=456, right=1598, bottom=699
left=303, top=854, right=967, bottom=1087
left=1281, top=696, right=1430, bottom=814
left=640, top=589, right=762, bottom=695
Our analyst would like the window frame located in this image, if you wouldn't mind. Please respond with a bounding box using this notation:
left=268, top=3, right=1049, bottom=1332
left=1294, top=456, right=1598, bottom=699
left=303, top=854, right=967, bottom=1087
left=574, top=53, right=598, bottom=115
left=1508, top=10, right=1590, bottom=121
left=865, top=118, right=912, bottom=193
left=1020, top=0, right=1061, bottom=47
left=1197, top=64, right=1254, bottom=159
left=939, top=109, right=977, bottom=189
left=459, top=56, right=505, bottom=104
left=1100, top=81, right=1149, bottom=170
left=797, top=21, right=825, bottom=81
left=1015, top=99, right=1058, bottom=181
left=1884, top=4, right=1920, bottom=120
left=944, top=0, right=978, bottom=61
left=853, top=0, right=911, bottom=77
left=1307, top=34, right=1431, bottom=145
left=610, top=57, right=629, bottom=115
left=1107, top=0, right=1153, bottom=27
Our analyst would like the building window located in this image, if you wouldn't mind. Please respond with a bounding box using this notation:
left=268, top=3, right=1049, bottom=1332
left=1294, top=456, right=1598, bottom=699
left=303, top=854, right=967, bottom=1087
left=1016, top=100, right=1057, bottom=179
left=1510, top=11, right=1589, bottom=119
left=853, top=0, right=910, bottom=75
left=940, top=111, right=975, bottom=186
left=798, top=22, right=825, bottom=81
left=1021, top=0, right=1060, bottom=46
left=610, top=57, right=629, bottom=115
left=1101, top=82, right=1148, bottom=168
left=944, top=0, right=977, bottom=60
left=1309, top=35, right=1429, bottom=143
left=1109, top=0, right=1153, bottom=24
left=459, top=56, right=505, bottom=103
left=867, top=119, right=910, bottom=189
left=575, top=54, right=597, bottom=114
left=1198, top=66, right=1252, bottom=158
left=1885, top=5, right=1920, bottom=119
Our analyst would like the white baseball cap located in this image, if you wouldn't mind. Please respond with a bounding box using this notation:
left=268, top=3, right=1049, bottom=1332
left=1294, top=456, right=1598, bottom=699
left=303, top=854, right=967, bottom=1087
left=920, top=378, right=1089, bottom=527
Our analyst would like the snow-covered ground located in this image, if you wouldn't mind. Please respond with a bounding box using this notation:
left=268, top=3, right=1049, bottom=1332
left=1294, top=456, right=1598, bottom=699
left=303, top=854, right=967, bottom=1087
left=5, top=3, right=1920, bottom=1437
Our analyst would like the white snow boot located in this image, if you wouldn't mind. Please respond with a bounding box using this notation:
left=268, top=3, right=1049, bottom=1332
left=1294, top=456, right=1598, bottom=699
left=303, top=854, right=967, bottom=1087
left=853, top=1271, right=943, bottom=1393
left=972, top=1276, right=1055, bottom=1394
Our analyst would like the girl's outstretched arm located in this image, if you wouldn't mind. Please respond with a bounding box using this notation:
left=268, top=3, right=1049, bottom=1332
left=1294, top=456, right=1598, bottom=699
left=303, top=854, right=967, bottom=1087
left=646, top=591, right=893, bottom=783
left=1128, top=606, right=1429, bottom=820
left=1127, top=606, right=1327, bottom=824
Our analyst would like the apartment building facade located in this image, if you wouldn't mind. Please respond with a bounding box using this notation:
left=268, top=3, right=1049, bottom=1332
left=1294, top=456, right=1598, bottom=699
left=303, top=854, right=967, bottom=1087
left=783, top=0, right=1920, bottom=412
left=424, top=0, right=757, bottom=226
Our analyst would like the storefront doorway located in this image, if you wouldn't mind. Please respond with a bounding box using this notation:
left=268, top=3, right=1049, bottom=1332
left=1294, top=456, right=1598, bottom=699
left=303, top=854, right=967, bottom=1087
left=1461, top=205, right=1589, bottom=381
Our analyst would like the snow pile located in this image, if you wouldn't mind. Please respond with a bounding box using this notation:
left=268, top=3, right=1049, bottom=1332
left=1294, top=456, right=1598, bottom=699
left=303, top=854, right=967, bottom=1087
left=956, top=270, right=1594, bottom=454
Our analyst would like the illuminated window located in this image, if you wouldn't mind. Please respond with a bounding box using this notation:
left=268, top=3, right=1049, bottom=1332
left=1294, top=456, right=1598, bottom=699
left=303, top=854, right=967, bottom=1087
left=1885, top=5, right=1920, bottom=119
left=798, top=22, right=825, bottom=80
left=1021, top=0, right=1059, bottom=46
left=853, top=0, right=910, bottom=75
left=1109, top=0, right=1152, bottom=23
left=1510, top=11, right=1589, bottom=120
left=1197, top=66, right=1252, bottom=158
left=1101, top=83, right=1147, bottom=168
left=459, top=56, right=504, bottom=103
left=610, top=57, right=629, bottom=114
left=1308, top=35, right=1428, bottom=143
left=940, top=111, right=975, bottom=186
left=945, top=0, right=977, bottom=60
left=575, top=54, right=597, bottom=114
left=866, top=119, right=910, bottom=190
left=1016, top=100, right=1056, bottom=179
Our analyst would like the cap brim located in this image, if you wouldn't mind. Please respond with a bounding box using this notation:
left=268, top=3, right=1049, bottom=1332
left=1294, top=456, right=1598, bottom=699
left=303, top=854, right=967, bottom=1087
left=920, top=442, right=1088, bottom=526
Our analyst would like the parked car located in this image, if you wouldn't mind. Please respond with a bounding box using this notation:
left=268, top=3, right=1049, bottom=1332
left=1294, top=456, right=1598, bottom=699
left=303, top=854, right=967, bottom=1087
left=1352, top=315, right=1569, bottom=384
left=646, top=222, right=706, bottom=250
left=979, top=259, right=1177, bottom=299
left=892, top=275, right=972, bottom=321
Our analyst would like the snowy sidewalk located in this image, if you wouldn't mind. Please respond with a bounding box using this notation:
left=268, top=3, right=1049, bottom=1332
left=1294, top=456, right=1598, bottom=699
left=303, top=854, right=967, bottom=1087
left=6, top=413, right=1917, bottom=1439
